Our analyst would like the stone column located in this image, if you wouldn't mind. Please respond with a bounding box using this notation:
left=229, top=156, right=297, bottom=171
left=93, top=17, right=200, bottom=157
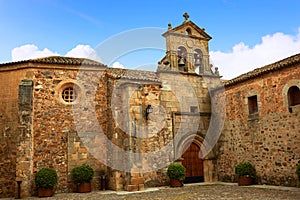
left=15, top=80, right=34, bottom=198
left=125, top=85, right=144, bottom=192
left=186, top=53, right=194, bottom=73
left=202, top=55, right=210, bottom=75
left=170, top=51, right=178, bottom=70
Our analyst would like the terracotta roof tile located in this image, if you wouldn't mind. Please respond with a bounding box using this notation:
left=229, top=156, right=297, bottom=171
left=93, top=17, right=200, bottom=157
left=0, top=56, right=106, bottom=67
left=105, top=68, right=160, bottom=83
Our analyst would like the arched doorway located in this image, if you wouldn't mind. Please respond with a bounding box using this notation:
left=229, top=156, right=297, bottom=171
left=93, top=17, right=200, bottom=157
left=182, top=142, right=204, bottom=183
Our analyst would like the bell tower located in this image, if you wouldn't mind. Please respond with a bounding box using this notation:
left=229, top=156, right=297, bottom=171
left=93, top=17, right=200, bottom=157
left=159, top=13, right=215, bottom=75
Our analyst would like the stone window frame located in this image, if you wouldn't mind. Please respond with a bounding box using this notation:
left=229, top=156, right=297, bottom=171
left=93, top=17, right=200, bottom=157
left=248, top=95, right=258, bottom=115
left=55, top=80, right=83, bottom=105
left=245, top=91, right=261, bottom=119
left=288, top=86, right=300, bottom=106
left=282, top=80, right=300, bottom=113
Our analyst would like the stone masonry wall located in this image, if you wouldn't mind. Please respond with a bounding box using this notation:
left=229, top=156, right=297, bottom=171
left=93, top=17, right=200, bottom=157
left=31, top=66, right=108, bottom=195
left=0, top=68, right=29, bottom=198
left=107, top=78, right=167, bottom=191
left=216, top=63, right=300, bottom=186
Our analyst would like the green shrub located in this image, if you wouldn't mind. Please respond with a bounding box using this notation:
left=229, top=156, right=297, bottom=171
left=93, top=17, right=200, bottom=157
left=167, top=163, right=186, bottom=181
left=235, top=162, right=256, bottom=178
left=35, top=168, right=58, bottom=189
left=72, top=164, right=94, bottom=184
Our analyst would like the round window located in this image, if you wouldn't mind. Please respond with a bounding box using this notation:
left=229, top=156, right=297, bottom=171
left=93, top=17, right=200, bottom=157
left=62, top=87, right=77, bottom=103
left=55, top=81, right=82, bottom=105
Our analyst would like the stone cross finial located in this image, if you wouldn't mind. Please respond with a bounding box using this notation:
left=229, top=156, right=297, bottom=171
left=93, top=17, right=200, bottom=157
left=183, top=12, right=190, bottom=22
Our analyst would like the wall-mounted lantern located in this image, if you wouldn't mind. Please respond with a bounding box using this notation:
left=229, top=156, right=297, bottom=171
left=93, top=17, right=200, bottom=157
left=145, top=105, right=153, bottom=120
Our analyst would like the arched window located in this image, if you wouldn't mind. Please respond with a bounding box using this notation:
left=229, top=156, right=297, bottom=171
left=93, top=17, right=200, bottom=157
left=288, top=86, right=300, bottom=106
left=177, top=46, right=187, bottom=72
left=186, top=28, right=192, bottom=36
left=194, top=49, right=203, bottom=73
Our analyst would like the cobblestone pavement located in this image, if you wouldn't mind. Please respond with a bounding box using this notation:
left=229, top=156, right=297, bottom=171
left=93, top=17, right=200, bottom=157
left=4, top=183, right=300, bottom=200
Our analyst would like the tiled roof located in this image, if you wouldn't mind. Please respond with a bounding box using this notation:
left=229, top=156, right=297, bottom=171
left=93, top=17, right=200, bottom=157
left=105, top=68, right=160, bottom=83
left=0, top=56, right=106, bottom=67
left=225, top=53, right=300, bottom=87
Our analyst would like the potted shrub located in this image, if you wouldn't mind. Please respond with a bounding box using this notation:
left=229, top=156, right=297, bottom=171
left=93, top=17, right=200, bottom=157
left=72, top=164, right=94, bottom=193
left=296, top=163, right=300, bottom=188
left=167, top=163, right=186, bottom=187
left=235, top=162, right=256, bottom=186
left=35, top=168, right=58, bottom=197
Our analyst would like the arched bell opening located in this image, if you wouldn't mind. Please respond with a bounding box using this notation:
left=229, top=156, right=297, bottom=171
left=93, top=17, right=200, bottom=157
left=186, top=28, right=192, bottom=36
left=177, top=46, right=187, bottom=72
left=193, top=49, right=203, bottom=73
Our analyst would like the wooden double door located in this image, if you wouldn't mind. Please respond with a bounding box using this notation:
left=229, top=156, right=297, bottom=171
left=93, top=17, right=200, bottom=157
left=182, top=142, right=204, bottom=183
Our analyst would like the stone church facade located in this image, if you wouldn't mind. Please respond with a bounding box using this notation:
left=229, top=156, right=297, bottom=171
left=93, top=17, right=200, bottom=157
left=0, top=15, right=299, bottom=198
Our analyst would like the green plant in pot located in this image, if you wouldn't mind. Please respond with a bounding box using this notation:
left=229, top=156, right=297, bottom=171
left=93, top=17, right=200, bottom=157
left=235, top=162, right=256, bottom=186
left=72, top=164, right=94, bottom=193
left=167, top=163, right=186, bottom=187
left=35, top=168, right=58, bottom=197
left=296, top=163, right=300, bottom=188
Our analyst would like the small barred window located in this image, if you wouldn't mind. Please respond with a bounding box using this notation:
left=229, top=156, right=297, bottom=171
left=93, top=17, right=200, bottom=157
left=62, top=87, right=77, bottom=103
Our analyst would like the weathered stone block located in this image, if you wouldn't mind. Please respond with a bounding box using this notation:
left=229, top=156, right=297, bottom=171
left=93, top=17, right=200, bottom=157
left=126, top=184, right=139, bottom=192
left=138, top=184, right=145, bottom=191
left=130, top=177, right=144, bottom=185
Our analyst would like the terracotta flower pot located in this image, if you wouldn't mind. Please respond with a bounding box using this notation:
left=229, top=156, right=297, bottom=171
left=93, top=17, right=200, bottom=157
left=77, top=182, right=92, bottom=193
left=238, top=176, right=253, bottom=186
left=170, top=178, right=183, bottom=187
left=38, top=188, right=53, bottom=197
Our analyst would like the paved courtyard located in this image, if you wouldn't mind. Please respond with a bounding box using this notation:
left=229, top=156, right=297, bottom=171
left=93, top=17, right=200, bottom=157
left=8, top=183, right=299, bottom=200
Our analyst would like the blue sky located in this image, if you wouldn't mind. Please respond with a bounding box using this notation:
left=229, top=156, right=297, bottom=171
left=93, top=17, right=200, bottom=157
left=1, top=0, right=300, bottom=79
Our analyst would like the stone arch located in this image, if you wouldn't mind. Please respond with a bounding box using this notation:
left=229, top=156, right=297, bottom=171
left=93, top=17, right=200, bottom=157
left=176, top=132, right=207, bottom=158
left=177, top=46, right=187, bottom=71
left=175, top=131, right=217, bottom=182
left=186, top=28, right=192, bottom=36
left=191, top=45, right=209, bottom=74
left=177, top=46, right=187, bottom=57
left=193, top=48, right=203, bottom=72
left=282, top=79, right=300, bottom=111
left=287, top=86, right=300, bottom=106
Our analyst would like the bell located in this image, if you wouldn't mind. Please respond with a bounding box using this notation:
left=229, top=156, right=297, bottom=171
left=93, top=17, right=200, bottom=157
left=178, top=57, right=185, bottom=66
left=194, top=58, right=201, bottom=66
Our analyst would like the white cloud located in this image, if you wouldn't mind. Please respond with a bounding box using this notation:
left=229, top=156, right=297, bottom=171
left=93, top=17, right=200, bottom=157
left=11, top=28, right=300, bottom=79
left=111, top=61, right=124, bottom=68
left=11, top=44, right=58, bottom=61
left=65, top=44, right=101, bottom=61
left=210, top=28, right=300, bottom=80
left=11, top=44, right=101, bottom=62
